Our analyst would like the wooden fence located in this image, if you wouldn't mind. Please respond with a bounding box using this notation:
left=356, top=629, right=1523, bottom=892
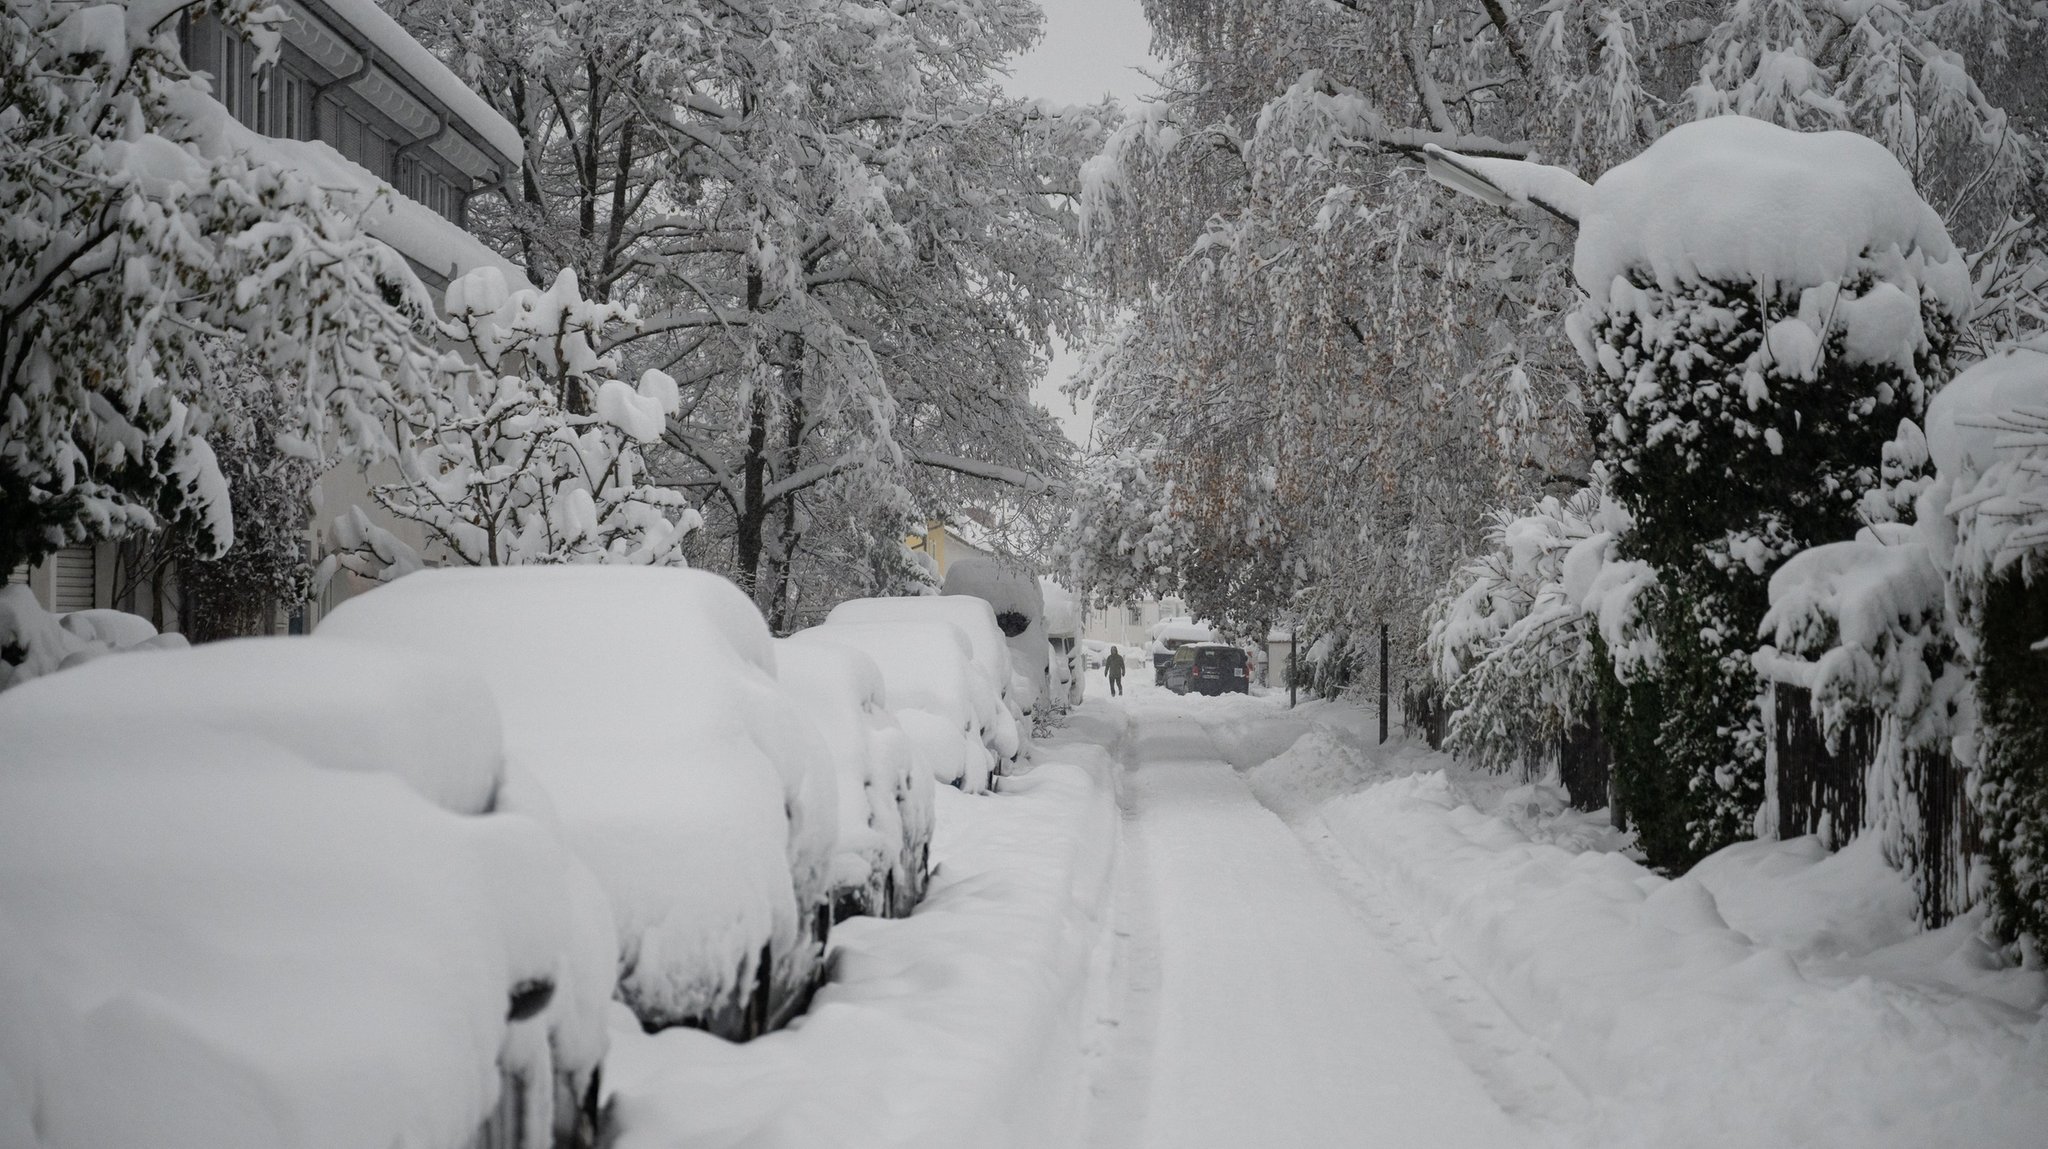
left=1769, top=684, right=1981, bottom=927
left=1769, top=685, right=1875, bottom=847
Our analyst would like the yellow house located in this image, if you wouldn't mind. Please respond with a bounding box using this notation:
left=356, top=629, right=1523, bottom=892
left=905, top=522, right=997, bottom=580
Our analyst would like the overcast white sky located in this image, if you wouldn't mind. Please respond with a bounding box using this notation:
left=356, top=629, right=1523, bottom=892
left=1004, top=0, right=1160, bottom=448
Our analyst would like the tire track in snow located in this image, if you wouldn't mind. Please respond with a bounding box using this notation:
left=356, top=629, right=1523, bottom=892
left=1288, top=810, right=1592, bottom=1148
left=1079, top=701, right=1162, bottom=1149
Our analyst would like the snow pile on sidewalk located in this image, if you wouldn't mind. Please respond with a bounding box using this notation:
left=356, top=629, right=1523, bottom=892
left=1322, top=772, right=2048, bottom=1148
left=601, top=752, right=1119, bottom=1149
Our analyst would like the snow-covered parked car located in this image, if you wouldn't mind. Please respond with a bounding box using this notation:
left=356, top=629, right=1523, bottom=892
left=824, top=594, right=1024, bottom=767
left=775, top=638, right=935, bottom=920
left=940, top=559, right=1050, bottom=718
left=794, top=620, right=1005, bottom=793
left=0, top=713, right=597, bottom=1149
left=0, top=636, right=619, bottom=1145
left=318, top=566, right=839, bottom=1039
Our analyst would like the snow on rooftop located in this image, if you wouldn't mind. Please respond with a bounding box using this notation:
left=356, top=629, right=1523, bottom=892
left=1573, top=117, right=1969, bottom=317
left=302, top=0, right=524, bottom=165
left=1151, top=617, right=1215, bottom=644
left=220, top=114, right=531, bottom=291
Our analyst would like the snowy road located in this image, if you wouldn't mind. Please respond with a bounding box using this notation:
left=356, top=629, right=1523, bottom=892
left=1085, top=688, right=1526, bottom=1149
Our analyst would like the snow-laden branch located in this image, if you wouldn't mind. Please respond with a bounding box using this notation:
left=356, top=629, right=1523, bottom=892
left=905, top=449, right=1052, bottom=494
left=1420, top=145, right=1588, bottom=227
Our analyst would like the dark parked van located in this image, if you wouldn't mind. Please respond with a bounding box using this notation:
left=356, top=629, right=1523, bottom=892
left=1167, top=643, right=1250, bottom=696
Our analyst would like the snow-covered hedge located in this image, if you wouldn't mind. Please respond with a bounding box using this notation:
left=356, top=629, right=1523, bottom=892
left=1760, top=338, right=2048, bottom=954
left=318, top=566, right=840, bottom=1036
left=0, top=588, right=186, bottom=691
left=1567, top=117, right=1966, bottom=870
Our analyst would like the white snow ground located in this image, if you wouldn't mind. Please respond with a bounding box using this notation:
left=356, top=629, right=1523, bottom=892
left=606, top=668, right=2046, bottom=1149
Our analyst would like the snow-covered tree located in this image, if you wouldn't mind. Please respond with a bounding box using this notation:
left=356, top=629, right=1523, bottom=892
left=1424, top=476, right=1655, bottom=783
left=324, top=267, right=701, bottom=579
left=0, top=0, right=443, bottom=580
left=390, top=0, right=1103, bottom=627
left=172, top=355, right=320, bottom=640
left=1071, top=0, right=2045, bottom=699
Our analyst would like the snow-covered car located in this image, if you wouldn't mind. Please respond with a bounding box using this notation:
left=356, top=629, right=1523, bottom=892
left=318, top=566, right=839, bottom=1040
left=775, top=637, right=935, bottom=919
left=0, top=718, right=595, bottom=1149
left=941, top=559, right=1050, bottom=717
left=0, top=636, right=619, bottom=1143
left=793, top=620, right=1004, bottom=792
left=825, top=595, right=1024, bottom=766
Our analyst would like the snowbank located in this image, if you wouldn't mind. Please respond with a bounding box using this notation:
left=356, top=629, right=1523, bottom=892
left=317, top=566, right=838, bottom=1034
left=1321, top=771, right=2048, bottom=1148
left=601, top=752, right=1120, bottom=1149
left=0, top=723, right=581, bottom=1149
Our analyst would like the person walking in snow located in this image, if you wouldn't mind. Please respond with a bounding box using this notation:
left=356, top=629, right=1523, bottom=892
left=1105, top=646, right=1126, bottom=696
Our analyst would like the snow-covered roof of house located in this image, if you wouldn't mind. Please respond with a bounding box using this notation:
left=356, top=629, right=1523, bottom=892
left=221, top=113, right=531, bottom=292
left=286, top=0, right=523, bottom=170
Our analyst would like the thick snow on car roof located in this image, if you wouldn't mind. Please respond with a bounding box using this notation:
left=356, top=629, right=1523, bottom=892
left=826, top=595, right=1011, bottom=699
left=0, top=636, right=505, bottom=814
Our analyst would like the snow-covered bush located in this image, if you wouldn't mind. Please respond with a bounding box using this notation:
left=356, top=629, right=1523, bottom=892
left=171, top=356, right=320, bottom=640
left=774, top=637, right=933, bottom=919
left=317, top=566, right=839, bottom=1037
left=0, top=586, right=184, bottom=690
left=323, top=267, right=702, bottom=580
left=1424, top=479, right=1654, bottom=788
left=0, top=0, right=442, bottom=578
left=0, top=719, right=597, bottom=1149
left=1568, top=118, right=1967, bottom=869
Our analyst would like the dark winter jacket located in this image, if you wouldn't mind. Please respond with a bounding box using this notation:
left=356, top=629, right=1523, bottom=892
left=1105, top=650, right=1126, bottom=678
